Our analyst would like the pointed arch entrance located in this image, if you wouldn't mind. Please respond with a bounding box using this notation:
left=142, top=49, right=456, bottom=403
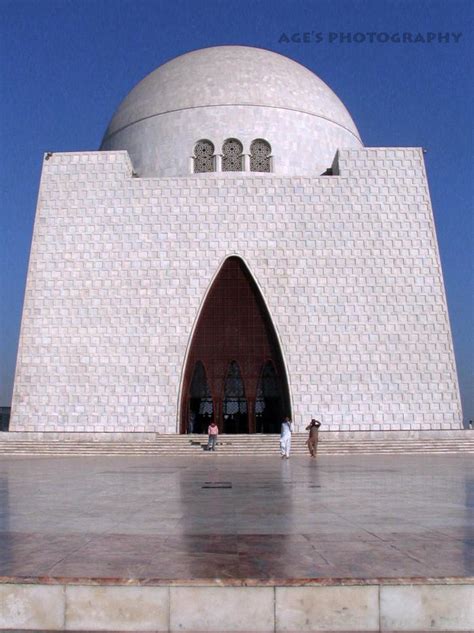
left=180, top=257, right=291, bottom=433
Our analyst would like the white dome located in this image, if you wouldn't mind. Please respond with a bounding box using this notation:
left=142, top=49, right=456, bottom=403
left=101, top=46, right=362, bottom=177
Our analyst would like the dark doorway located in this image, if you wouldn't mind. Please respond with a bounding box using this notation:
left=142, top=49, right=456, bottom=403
left=180, top=257, right=291, bottom=433
left=223, top=361, right=248, bottom=434
left=187, top=361, right=214, bottom=434
left=255, top=361, right=284, bottom=433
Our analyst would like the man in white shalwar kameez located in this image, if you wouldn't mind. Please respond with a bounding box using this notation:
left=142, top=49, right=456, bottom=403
left=280, top=416, right=293, bottom=458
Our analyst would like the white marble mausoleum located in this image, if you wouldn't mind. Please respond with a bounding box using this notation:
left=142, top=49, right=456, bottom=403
left=11, top=46, right=462, bottom=434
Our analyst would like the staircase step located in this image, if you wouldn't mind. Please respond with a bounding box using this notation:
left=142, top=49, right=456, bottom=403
left=1, top=432, right=473, bottom=456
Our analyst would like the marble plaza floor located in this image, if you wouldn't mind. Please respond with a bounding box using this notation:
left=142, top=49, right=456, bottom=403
left=1, top=453, right=472, bottom=583
left=1, top=454, right=473, bottom=632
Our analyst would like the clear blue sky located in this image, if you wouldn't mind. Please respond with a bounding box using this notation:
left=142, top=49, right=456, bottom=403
left=1, top=0, right=473, bottom=420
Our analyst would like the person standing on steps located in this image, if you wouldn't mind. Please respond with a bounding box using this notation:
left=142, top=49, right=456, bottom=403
left=207, top=420, right=219, bottom=451
left=280, top=416, right=293, bottom=459
left=305, top=419, right=321, bottom=457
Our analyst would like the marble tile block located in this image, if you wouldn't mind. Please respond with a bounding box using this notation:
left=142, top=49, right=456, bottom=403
left=275, top=585, right=379, bottom=631
left=0, top=584, right=65, bottom=630
left=169, top=586, right=274, bottom=631
left=380, top=584, right=474, bottom=631
left=65, top=585, right=169, bottom=631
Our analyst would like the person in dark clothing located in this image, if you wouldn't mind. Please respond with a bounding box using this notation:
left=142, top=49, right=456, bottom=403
left=305, top=419, right=321, bottom=457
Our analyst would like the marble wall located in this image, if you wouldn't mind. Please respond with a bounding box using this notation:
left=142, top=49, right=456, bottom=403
left=10, top=148, right=462, bottom=433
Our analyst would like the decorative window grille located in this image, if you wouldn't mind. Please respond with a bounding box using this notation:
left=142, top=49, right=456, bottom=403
left=222, top=139, right=244, bottom=171
left=190, top=361, right=213, bottom=416
left=199, top=398, right=214, bottom=416
left=250, top=139, right=271, bottom=172
left=194, top=140, right=215, bottom=173
left=223, top=361, right=247, bottom=415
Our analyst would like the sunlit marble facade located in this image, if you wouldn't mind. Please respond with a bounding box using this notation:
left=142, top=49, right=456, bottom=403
left=11, top=47, right=462, bottom=433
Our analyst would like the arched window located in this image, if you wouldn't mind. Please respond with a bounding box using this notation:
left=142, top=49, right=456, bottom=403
left=187, top=361, right=213, bottom=434
left=193, top=140, right=215, bottom=173
left=222, top=139, right=244, bottom=172
left=255, top=361, right=283, bottom=433
left=223, top=360, right=247, bottom=433
left=250, top=139, right=271, bottom=172
left=190, top=361, right=213, bottom=416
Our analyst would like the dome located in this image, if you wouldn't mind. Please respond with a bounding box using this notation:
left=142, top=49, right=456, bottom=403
left=101, top=46, right=362, bottom=177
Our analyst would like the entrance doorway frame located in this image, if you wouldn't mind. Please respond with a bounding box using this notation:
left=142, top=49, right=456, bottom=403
left=177, top=254, right=293, bottom=434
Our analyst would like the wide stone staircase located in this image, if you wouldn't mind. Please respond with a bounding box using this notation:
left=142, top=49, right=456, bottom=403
left=1, top=432, right=473, bottom=457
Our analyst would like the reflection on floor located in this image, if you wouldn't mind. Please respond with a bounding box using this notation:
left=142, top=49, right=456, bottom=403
left=0, top=454, right=472, bottom=583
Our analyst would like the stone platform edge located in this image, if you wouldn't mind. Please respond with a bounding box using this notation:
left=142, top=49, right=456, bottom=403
left=1, top=575, right=473, bottom=587
left=0, top=429, right=471, bottom=441
left=1, top=579, right=473, bottom=632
